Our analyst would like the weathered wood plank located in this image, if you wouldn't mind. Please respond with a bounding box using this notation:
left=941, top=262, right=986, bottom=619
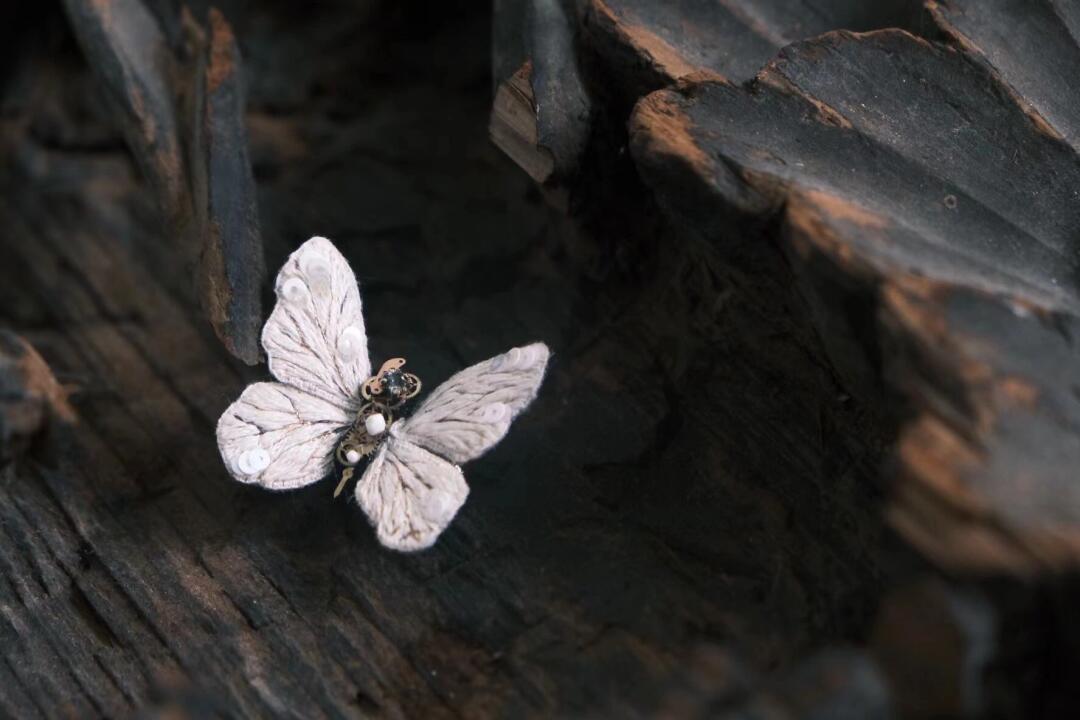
left=584, top=0, right=920, bottom=93
left=0, top=90, right=890, bottom=720
left=0, top=1, right=959, bottom=716
left=884, top=280, right=1080, bottom=572
left=493, top=0, right=921, bottom=186
left=628, top=22, right=1080, bottom=575
left=929, top=0, right=1080, bottom=147
left=61, top=0, right=263, bottom=364
left=489, top=0, right=1080, bottom=714
left=491, top=0, right=589, bottom=183
left=631, top=30, right=1080, bottom=311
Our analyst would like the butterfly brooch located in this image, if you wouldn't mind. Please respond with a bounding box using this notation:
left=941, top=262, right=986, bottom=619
left=216, top=236, right=549, bottom=551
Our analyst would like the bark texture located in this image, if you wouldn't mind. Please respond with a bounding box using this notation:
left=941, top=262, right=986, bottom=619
left=1, top=0, right=1077, bottom=717
left=491, top=0, right=1080, bottom=716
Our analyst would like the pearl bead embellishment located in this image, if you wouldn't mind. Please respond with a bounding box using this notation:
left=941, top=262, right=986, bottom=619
left=494, top=346, right=538, bottom=371
left=302, top=256, right=332, bottom=295
left=338, top=326, right=365, bottom=359
left=480, top=402, right=508, bottom=423
left=281, top=277, right=308, bottom=303
left=365, top=413, right=387, bottom=436
left=238, top=447, right=271, bottom=475
left=345, top=449, right=362, bottom=465
left=421, top=489, right=456, bottom=523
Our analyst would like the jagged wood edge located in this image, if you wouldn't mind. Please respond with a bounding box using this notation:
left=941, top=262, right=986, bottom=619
left=61, top=0, right=263, bottom=364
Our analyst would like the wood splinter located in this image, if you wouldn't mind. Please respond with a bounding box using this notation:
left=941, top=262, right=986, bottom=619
left=0, top=330, right=75, bottom=471
left=490, top=61, right=556, bottom=184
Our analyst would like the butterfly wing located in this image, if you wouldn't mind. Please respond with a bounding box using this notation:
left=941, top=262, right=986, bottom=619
left=355, top=436, right=469, bottom=551
left=261, top=236, right=371, bottom=407
left=393, top=342, right=550, bottom=464
left=217, top=382, right=352, bottom=490
left=353, top=343, right=548, bottom=551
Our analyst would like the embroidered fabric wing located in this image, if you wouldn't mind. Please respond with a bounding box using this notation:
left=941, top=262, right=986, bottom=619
left=396, top=342, right=549, bottom=463
left=356, top=437, right=469, bottom=551
left=217, top=237, right=370, bottom=489
left=262, top=235, right=371, bottom=406
left=217, top=383, right=352, bottom=489
left=355, top=343, right=549, bottom=550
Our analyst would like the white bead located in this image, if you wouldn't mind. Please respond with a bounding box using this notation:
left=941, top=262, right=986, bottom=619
left=238, top=447, right=270, bottom=475
left=345, top=449, right=362, bottom=465
left=281, top=277, right=308, bottom=303
left=493, top=347, right=521, bottom=371
left=337, top=326, right=365, bottom=360
left=365, top=413, right=386, bottom=436
left=480, top=402, right=507, bottom=423
left=302, top=256, right=332, bottom=295
left=420, top=489, right=457, bottom=523
left=521, top=345, right=541, bottom=365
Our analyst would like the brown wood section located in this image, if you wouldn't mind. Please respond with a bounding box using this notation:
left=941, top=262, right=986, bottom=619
left=628, top=24, right=1080, bottom=574
left=487, top=0, right=1080, bottom=715
left=61, top=0, right=264, bottom=364
left=0, top=2, right=907, bottom=716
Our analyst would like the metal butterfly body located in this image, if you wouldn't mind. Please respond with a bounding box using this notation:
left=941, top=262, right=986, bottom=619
left=216, top=236, right=549, bottom=551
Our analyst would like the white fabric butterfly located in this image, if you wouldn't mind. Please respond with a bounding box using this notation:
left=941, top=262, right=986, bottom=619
left=216, top=236, right=549, bottom=551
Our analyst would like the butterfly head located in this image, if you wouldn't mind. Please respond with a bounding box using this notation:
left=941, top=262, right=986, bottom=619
left=361, top=357, right=421, bottom=408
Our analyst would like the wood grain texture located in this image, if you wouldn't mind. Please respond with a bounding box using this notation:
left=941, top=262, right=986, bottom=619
left=61, top=0, right=263, bottom=365
left=491, top=0, right=590, bottom=182
left=0, top=332, right=74, bottom=471
left=584, top=0, right=919, bottom=92
left=491, top=0, right=920, bottom=183
left=482, top=0, right=1080, bottom=713
left=885, top=280, right=1080, bottom=573
left=489, top=62, right=558, bottom=183
left=0, top=2, right=898, bottom=715
left=929, top=0, right=1080, bottom=147
left=629, top=19, right=1080, bottom=574
left=632, top=30, right=1080, bottom=312
left=186, top=7, right=265, bottom=366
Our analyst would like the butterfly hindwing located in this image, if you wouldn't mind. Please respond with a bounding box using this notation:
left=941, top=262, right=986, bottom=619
left=262, top=236, right=371, bottom=408
left=353, top=343, right=548, bottom=550
left=355, top=436, right=469, bottom=551
left=394, top=343, right=550, bottom=464
left=217, top=382, right=352, bottom=490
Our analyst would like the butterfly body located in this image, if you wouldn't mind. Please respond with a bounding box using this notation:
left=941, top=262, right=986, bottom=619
left=335, top=356, right=421, bottom=467
left=217, top=237, right=549, bottom=551
left=336, top=403, right=392, bottom=466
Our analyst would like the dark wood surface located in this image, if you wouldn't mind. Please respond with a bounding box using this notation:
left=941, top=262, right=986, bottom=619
left=585, top=0, right=920, bottom=88
left=0, top=331, right=74, bottom=473
left=491, top=0, right=1080, bottom=716
left=61, top=0, right=264, bottom=364
left=491, top=0, right=589, bottom=183
left=0, top=1, right=912, bottom=717
left=628, top=22, right=1080, bottom=574
left=3, top=0, right=1079, bottom=717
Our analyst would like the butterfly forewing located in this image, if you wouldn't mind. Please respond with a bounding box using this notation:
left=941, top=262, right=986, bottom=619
left=394, top=343, right=549, bottom=464
left=262, top=236, right=372, bottom=408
